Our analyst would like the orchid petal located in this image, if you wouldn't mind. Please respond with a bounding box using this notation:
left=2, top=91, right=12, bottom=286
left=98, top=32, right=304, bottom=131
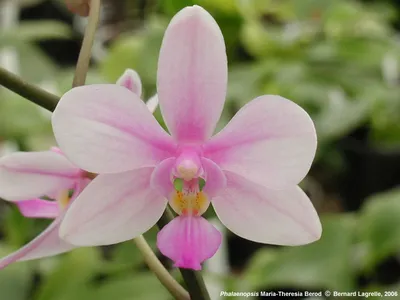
left=146, top=94, right=159, bottom=114
left=200, top=158, right=226, bottom=198
left=59, top=168, right=167, bottom=246
left=150, top=157, right=176, bottom=197
left=0, top=151, right=80, bottom=201
left=157, top=5, right=227, bottom=142
left=204, top=96, right=317, bottom=189
left=16, top=199, right=59, bottom=219
left=117, top=68, right=142, bottom=97
left=157, top=215, right=221, bottom=270
left=212, top=171, right=321, bottom=245
left=52, top=84, right=176, bottom=174
left=0, top=217, right=74, bottom=269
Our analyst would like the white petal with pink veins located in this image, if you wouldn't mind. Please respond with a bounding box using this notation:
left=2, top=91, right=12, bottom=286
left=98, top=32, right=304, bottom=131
left=52, top=84, right=177, bottom=174
left=59, top=168, right=167, bottom=246
left=157, top=5, right=227, bottom=142
left=0, top=151, right=79, bottom=200
left=212, top=171, right=321, bottom=245
left=205, top=95, right=317, bottom=189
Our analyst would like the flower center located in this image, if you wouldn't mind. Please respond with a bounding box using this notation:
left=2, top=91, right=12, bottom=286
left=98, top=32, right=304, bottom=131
left=169, top=179, right=209, bottom=216
left=176, top=160, right=198, bottom=181
left=174, top=148, right=202, bottom=181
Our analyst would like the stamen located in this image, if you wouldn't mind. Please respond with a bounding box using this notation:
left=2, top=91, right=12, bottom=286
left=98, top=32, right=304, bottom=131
left=174, top=148, right=202, bottom=181
left=177, top=160, right=198, bottom=181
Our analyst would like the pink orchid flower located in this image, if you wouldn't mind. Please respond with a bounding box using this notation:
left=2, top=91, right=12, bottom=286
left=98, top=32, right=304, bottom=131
left=0, top=147, right=87, bottom=269
left=0, top=69, right=156, bottom=269
left=52, top=6, right=322, bottom=271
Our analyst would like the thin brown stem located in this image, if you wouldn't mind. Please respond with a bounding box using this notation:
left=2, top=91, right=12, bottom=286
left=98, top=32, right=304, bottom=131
left=72, top=0, right=101, bottom=87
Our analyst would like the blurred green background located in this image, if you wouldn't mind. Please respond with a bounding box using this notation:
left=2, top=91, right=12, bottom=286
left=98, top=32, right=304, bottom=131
left=1, top=0, right=400, bottom=299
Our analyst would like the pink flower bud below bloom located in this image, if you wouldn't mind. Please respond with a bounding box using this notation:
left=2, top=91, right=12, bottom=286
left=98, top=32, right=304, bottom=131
left=65, top=0, right=90, bottom=17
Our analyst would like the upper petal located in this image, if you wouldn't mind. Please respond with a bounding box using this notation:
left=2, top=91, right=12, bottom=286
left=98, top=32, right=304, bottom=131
left=0, top=151, right=79, bottom=201
left=0, top=216, right=74, bottom=269
left=52, top=84, right=177, bottom=174
left=157, top=215, right=222, bottom=270
left=16, top=199, right=59, bottom=219
left=116, top=68, right=142, bottom=97
left=157, top=5, right=227, bottom=142
left=212, top=171, right=321, bottom=245
left=59, top=168, right=167, bottom=246
left=204, top=96, right=317, bottom=189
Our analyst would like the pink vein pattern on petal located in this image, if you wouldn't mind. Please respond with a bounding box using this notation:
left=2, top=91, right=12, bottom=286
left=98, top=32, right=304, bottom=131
left=212, top=171, right=322, bottom=246
left=204, top=95, right=317, bottom=189
left=0, top=151, right=80, bottom=200
left=16, top=199, right=59, bottom=219
left=59, top=168, right=167, bottom=246
left=117, top=69, right=142, bottom=97
left=0, top=216, right=74, bottom=270
left=157, top=215, right=222, bottom=270
left=52, top=84, right=177, bottom=174
left=157, top=5, right=227, bottom=142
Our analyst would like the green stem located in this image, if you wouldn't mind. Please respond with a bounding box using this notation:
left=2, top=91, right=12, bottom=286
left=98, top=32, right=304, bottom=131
left=133, top=236, right=189, bottom=300
left=0, top=66, right=58, bottom=111
left=72, top=0, right=101, bottom=87
left=157, top=208, right=211, bottom=300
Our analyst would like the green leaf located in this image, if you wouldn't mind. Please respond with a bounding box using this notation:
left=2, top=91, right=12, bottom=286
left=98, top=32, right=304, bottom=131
left=0, top=246, right=32, bottom=300
left=0, top=21, right=72, bottom=43
left=314, top=91, right=371, bottom=142
left=34, top=248, right=102, bottom=300
left=88, top=273, right=170, bottom=300
left=162, top=0, right=196, bottom=15
left=100, top=35, right=145, bottom=83
left=1, top=204, right=38, bottom=247
left=358, top=188, right=400, bottom=270
left=243, top=214, right=356, bottom=291
left=0, top=90, right=52, bottom=141
left=99, top=18, right=166, bottom=96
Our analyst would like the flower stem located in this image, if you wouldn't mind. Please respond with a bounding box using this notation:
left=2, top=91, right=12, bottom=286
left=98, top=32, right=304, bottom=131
left=72, top=0, right=101, bottom=87
left=0, top=66, right=58, bottom=111
left=133, top=236, right=189, bottom=300
left=157, top=208, right=211, bottom=300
